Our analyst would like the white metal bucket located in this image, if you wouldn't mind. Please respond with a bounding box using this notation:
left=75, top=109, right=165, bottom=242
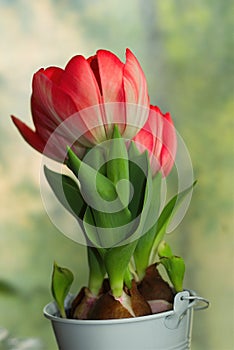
left=43, top=291, right=209, bottom=350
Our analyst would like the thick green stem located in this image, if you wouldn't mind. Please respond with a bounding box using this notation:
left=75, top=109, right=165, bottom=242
left=88, top=247, right=106, bottom=296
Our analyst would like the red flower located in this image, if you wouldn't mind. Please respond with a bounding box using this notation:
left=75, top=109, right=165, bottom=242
left=133, top=105, right=176, bottom=177
left=12, top=49, right=149, bottom=162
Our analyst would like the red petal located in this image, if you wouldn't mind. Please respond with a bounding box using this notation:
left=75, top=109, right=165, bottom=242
left=96, top=50, right=124, bottom=103
left=42, top=66, right=64, bottom=83
left=147, top=106, right=164, bottom=175
left=148, top=105, right=164, bottom=160
left=122, top=50, right=150, bottom=139
left=59, top=55, right=107, bottom=143
left=133, top=106, right=176, bottom=176
left=32, top=70, right=78, bottom=126
left=94, top=50, right=125, bottom=136
left=11, top=115, right=86, bottom=162
left=148, top=107, right=176, bottom=177
left=160, top=112, right=177, bottom=176
left=61, top=55, right=102, bottom=109
left=32, top=70, right=93, bottom=152
left=11, top=116, right=45, bottom=153
left=133, top=127, right=154, bottom=154
left=87, top=55, right=102, bottom=94
left=123, top=49, right=149, bottom=106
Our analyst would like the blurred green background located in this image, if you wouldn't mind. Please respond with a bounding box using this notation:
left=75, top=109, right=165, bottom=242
left=0, top=0, right=233, bottom=349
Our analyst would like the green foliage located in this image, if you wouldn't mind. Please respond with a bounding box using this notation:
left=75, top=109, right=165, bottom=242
left=103, top=242, right=138, bottom=297
left=44, top=166, right=86, bottom=220
left=67, top=147, right=118, bottom=204
left=133, top=173, right=162, bottom=279
left=158, top=240, right=173, bottom=258
left=127, top=142, right=149, bottom=218
left=87, top=247, right=106, bottom=296
left=106, top=125, right=130, bottom=206
left=51, top=262, right=74, bottom=318
left=158, top=241, right=185, bottom=292
left=160, top=256, right=185, bottom=293
left=134, top=181, right=196, bottom=279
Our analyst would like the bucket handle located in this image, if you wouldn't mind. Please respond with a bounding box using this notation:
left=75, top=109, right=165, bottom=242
left=181, top=294, right=210, bottom=311
left=164, top=291, right=209, bottom=329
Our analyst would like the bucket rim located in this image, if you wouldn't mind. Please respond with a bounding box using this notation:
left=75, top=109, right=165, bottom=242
left=43, top=289, right=197, bottom=325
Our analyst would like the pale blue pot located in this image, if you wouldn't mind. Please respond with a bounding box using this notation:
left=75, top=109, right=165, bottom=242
left=44, top=290, right=209, bottom=350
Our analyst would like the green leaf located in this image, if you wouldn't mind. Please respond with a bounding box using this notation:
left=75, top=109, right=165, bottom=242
left=128, top=142, right=148, bottom=218
left=67, top=147, right=118, bottom=205
left=118, top=151, right=154, bottom=250
left=88, top=247, right=106, bottom=296
left=83, top=204, right=130, bottom=248
left=134, top=224, right=157, bottom=280
left=148, top=181, right=197, bottom=265
left=83, top=206, right=101, bottom=246
left=124, top=147, right=153, bottom=244
left=104, top=241, right=138, bottom=297
left=44, top=166, right=86, bottom=220
left=160, top=256, right=185, bottom=292
left=106, top=125, right=130, bottom=206
left=133, top=173, right=162, bottom=279
left=123, top=266, right=133, bottom=290
left=67, top=147, right=132, bottom=247
left=51, top=262, right=74, bottom=318
left=158, top=240, right=173, bottom=258
left=84, top=205, right=136, bottom=297
left=83, top=145, right=106, bottom=175
left=83, top=202, right=133, bottom=248
left=98, top=160, right=152, bottom=293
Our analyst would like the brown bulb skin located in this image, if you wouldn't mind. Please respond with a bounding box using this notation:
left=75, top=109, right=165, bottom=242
left=129, top=280, right=152, bottom=317
left=88, top=280, right=151, bottom=320
left=138, top=264, right=174, bottom=303
left=70, top=287, right=97, bottom=320
left=69, top=265, right=174, bottom=320
left=88, top=292, right=133, bottom=320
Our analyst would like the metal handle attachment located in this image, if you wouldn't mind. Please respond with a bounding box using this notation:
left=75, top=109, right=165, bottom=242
left=164, top=291, right=209, bottom=330
left=181, top=294, right=210, bottom=311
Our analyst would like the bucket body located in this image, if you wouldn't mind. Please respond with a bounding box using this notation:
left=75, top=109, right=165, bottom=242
left=44, top=291, right=196, bottom=350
